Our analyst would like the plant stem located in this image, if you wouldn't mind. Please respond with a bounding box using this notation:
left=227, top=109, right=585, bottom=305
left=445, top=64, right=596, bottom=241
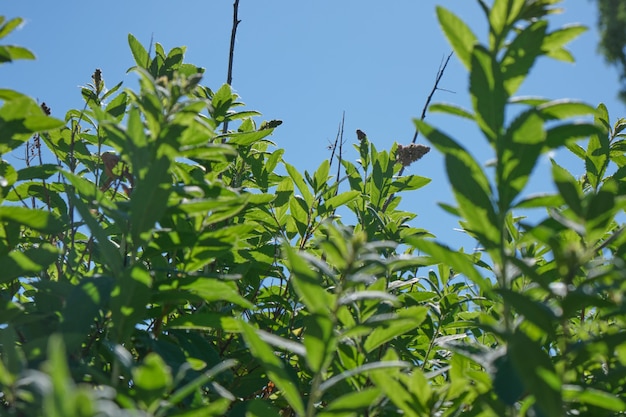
left=222, top=0, right=241, bottom=135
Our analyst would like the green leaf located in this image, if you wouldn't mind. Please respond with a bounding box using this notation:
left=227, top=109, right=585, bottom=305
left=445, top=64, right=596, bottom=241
left=284, top=244, right=334, bottom=315
left=390, top=175, right=431, bottom=193
left=508, top=330, right=562, bottom=417
left=224, top=129, right=273, bottom=146
left=42, top=335, right=73, bottom=417
left=497, top=289, right=556, bottom=337
left=60, top=277, right=114, bottom=352
left=363, top=306, right=428, bottom=353
left=0, top=244, right=60, bottom=284
left=285, top=162, right=314, bottom=207
left=369, top=367, right=420, bottom=417
left=538, top=99, right=598, bottom=120
left=240, top=322, right=305, bottom=416
left=470, top=45, right=506, bottom=142
left=179, top=278, right=254, bottom=309
left=499, top=110, right=545, bottom=208
left=0, top=45, right=35, bottom=63
left=324, top=190, right=360, bottom=212
left=489, top=0, right=525, bottom=51
left=0, top=96, right=64, bottom=154
left=0, top=17, right=23, bottom=39
left=546, top=123, right=605, bottom=149
left=128, top=33, right=149, bottom=68
left=501, top=20, right=547, bottom=95
left=415, top=120, right=500, bottom=249
left=0, top=206, right=63, bottom=234
left=436, top=6, right=478, bottom=70
left=319, top=388, right=382, bottom=416
left=304, top=314, right=336, bottom=372
left=110, top=265, right=152, bottom=343
left=64, top=176, right=123, bottom=276
left=563, top=385, right=626, bottom=411
left=551, top=160, right=583, bottom=218
left=165, top=312, right=240, bottom=333
left=17, top=164, right=59, bottom=181
left=132, top=353, right=172, bottom=410
left=407, top=237, right=493, bottom=295
left=585, top=105, right=611, bottom=190
left=130, top=155, right=172, bottom=244
left=428, top=102, right=475, bottom=120
left=543, top=24, right=587, bottom=62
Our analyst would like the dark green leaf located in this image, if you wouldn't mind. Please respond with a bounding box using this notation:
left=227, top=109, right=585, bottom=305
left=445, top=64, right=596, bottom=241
left=470, top=45, right=506, bottom=142
left=110, top=265, right=152, bottom=343
left=0, top=206, right=63, bottom=234
left=0, top=244, right=60, bottom=284
left=240, top=322, right=305, bottom=415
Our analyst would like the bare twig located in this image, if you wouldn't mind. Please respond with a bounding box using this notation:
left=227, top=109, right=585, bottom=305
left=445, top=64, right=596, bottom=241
left=411, top=51, right=453, bottom=145
left=222, top=0, right=241, bottom=135
left=381, top=52, right=454, bottom=212
left=336, top=112, right=345, bottom=190
left=329, top=111, right=346, bottom=188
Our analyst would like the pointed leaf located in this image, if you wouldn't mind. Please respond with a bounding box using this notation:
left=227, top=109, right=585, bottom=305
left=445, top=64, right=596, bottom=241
left=436, top=6, right=478, bottom=70
left=240, top=322, right=305, bottom=415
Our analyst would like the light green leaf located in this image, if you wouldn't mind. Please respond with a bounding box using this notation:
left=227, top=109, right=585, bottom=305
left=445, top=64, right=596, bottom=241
left=429, top=102, right=475, bottom=120
left=324, top=190, right=360, bottom=212
left=132, top=353, right=172, bottom=410
left=543, top=24, right=587, bottom=62
left=128, top=33, right=149, bottom=68
left=285, top=162, right=314, bottom=207
left=363, top=306, right=428, bottom=353
left=436, top=6, right=478, bottom=70
left=224, top=129, right=273, bottom=146
left=179, top=278, right=254, bottom=309
left=499, top=110, right=545, bottom=208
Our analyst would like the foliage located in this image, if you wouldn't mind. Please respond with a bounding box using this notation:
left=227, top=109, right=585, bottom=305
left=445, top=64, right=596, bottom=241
left=0, top=1, right=625, bottom=416
left=592, top=0, right=626, bottom=102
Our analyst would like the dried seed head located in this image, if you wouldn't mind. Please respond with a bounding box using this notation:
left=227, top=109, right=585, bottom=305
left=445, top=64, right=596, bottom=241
left=396, top=143, right=430, bottom=167
left=356, top=129, right=367, bottom=141
left=92, top=68, right=102, bottom=85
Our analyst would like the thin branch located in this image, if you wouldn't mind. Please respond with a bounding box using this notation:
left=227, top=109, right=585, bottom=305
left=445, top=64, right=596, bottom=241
left=411, top=51, right=454, bottom=145
left=336, top=112, right=345, bottom=191
left=381, top=52, right=454, bottom=213
left=223, top=0, right=241, bottom=134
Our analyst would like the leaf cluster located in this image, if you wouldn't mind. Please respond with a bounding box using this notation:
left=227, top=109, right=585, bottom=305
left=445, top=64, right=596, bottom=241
left=1, top=2, right=626, bottom=416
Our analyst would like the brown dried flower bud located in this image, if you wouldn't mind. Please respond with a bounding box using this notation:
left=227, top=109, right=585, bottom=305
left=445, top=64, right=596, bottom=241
left=396, top=143, right=430, bottom=167
left=40, top=102, right=51, bottom=115
left=92, top=68, right=102, bottom=86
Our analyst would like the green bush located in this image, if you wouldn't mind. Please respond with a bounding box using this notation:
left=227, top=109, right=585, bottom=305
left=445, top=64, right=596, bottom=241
left=1, top=1, right=626, bottom=416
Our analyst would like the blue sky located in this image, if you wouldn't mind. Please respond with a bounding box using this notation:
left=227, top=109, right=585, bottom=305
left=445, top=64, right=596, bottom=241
left=2, top=1, right=624, bottom=249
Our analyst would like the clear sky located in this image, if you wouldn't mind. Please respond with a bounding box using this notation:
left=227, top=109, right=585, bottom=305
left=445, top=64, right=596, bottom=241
left=2, top=1, right=624, bottom=249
